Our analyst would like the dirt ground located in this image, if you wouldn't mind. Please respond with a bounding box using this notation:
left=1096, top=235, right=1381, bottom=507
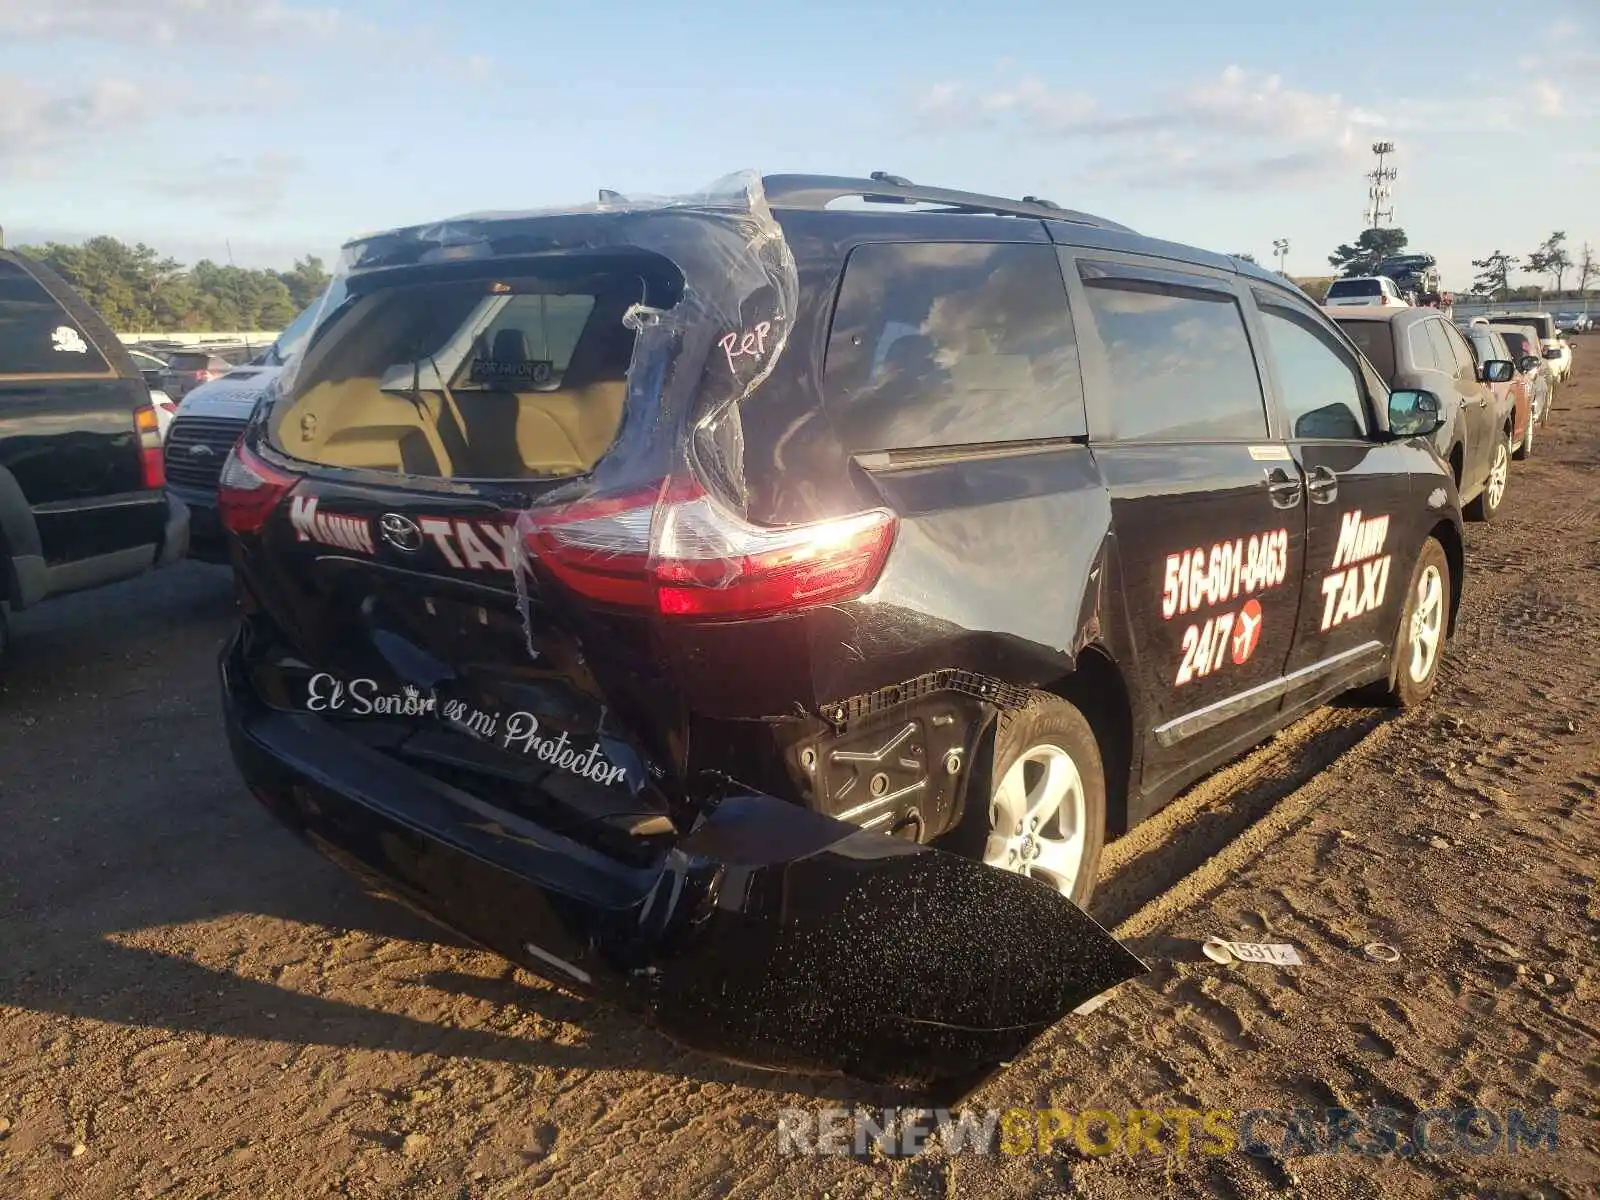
left=1, top=358, right=1596, bottom=1200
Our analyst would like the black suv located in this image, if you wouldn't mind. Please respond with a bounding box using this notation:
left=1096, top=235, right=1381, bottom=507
left=217, top=173, right=1463, bottom=1089
left=1, top=249, right=189, bottom=668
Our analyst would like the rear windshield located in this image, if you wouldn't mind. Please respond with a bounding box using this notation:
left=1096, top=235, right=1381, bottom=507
left=1328, top=280, right=1381, bottom=298
left=167, top=353, right=215, bottom=370
left=0, top=258, right=110, bottom=376
left=1336, top=319, right=1396, bottom=383
left=1496, top=314, right=1552, bottom=339
left=275, top=273, right=645, bottom=479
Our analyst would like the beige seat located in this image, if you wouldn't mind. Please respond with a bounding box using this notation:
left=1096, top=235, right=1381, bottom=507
left=514, top=381, right=628, bottom=472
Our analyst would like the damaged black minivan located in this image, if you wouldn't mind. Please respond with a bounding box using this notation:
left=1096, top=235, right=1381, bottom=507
left=219, top=172, right=1464, bottom=1089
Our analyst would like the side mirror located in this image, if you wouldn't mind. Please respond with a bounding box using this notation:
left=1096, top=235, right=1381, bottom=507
left=1482, top=359, right=1515, bottom=383
left=1519, top=355, right=1540, bottom=373
left=1389, top=389, right=1442, bottom=438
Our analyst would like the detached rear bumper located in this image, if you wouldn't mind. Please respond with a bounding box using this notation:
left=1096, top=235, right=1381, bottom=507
left=167, top=483, right=228, bottom=563
left=220, top=628, right=1144, bottom=1090
left=157, top=493, right=190, bottom=568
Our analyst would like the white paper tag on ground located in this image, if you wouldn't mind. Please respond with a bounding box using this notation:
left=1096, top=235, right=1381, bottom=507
left=1217, top=940, right=1303, bottom=965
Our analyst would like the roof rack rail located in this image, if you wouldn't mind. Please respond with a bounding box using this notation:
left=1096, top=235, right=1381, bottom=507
left=761, top=174, right=1132, bottom=232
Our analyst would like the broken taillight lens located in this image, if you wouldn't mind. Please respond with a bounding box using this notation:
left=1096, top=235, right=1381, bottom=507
left=218, top=440, right=300, bottom=535
left=520, top=480, right=897, bottom=621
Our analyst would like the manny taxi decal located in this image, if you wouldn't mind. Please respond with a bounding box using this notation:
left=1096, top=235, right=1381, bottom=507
left=290, top=495, right=375, bottom=555
left=288, top=497, right=515, bottom=571
left=416, top=517, right=517, bottom=572
left=1163, top=529, right=1289, bottom=688
left=1320, top=510, right=1391, bottom=632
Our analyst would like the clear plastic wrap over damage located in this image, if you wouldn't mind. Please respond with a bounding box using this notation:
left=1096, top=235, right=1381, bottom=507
left=491, top=172, right=803, bottom=646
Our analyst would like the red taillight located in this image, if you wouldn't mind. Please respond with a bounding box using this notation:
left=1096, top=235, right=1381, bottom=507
left=519, top=479, right=897, bottom=622
left=134, top=405, right=164, bottom=488
left=218, top=440, right=300, bottom=535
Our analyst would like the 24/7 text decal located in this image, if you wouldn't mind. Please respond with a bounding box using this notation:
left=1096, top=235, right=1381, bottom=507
left=1320, top=510, right=1391, bottom=632
left=1163, top=530, right=1289, bottom=687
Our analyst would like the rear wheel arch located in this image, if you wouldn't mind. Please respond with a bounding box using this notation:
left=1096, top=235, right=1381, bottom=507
left=1043, top=645, right=1135, bottom=837
left=1428, top=519, right=1464, bottom=637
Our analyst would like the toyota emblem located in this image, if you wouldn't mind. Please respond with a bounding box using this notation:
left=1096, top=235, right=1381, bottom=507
left=189, top=443, right=214, bottom=458
left=379, top=513, right=423, bottom=552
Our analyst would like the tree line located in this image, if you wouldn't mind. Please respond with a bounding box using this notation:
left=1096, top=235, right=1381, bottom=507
left=1325, top=227, right=1596, bottom=302
left=12, top=236, right=332, bottom=332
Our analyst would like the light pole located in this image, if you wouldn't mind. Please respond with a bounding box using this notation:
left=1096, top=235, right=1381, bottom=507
left=1272, top=238, right=1290, bottom=276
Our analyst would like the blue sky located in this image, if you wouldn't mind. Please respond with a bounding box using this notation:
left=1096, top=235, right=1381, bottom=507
left=3, top=0, right=1596, bottom=294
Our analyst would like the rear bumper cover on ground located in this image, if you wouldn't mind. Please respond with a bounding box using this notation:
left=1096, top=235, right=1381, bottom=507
left=220, top=627, right=1145, bottom=1091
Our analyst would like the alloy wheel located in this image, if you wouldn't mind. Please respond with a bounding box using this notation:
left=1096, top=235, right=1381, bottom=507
left=1407, top=564, right=1445, bottom=684
left=983, top=744, right=1089, bottom=898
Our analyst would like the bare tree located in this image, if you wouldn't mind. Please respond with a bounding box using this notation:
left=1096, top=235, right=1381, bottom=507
left=1577, top=243, right=1596, bottom=306
left=1526, top=231, right=1572, bottom=295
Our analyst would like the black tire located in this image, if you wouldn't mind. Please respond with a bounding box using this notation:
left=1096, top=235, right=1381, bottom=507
left=1514, top=411, right=1533, bottom=460
left=1464, top=431, right=1510, bottom=522
left=941, top=694, right=1107, bottom=907
left=1379, top=537, right=1450, bottom=709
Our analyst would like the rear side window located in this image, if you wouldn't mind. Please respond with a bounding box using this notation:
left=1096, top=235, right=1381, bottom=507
left=823, top=242, right=1085, bottom=452
left=0, top=259, right=110, bottom=376
left=1406, top=324, right=1437, bottom=371
left=1336, top=320, right=1396, bottom=382
left=1439, top=322, right=1476, bottom=371
left=1078, top=261, right=1266, bottom=442
left=275, top=273, right=645, bottom=480
left=1424, top=321, right=1459, bottom=372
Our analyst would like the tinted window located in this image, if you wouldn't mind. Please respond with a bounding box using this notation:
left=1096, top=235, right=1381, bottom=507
left=1328, top=279, right=1382, bottom=298
left=1498, top=328, right=1533, bottom=359
left=1407, top=324, right=1438, bottom=371
left=1424, top=321, right=1459, bottom=372
left=1335, top=319, right=1396, bottom=382
left=1439, top=322, right=1476, bottom=371
left=1257, top=305, right=1368, bottom=439
left=0, top=259, right=109, bottom=376
left=823, top=242, right=1085, bottom=451
left=166, top=353, right=214, bottom=371
left=1495, top=314, right=1553, bottom=340
left=1078, top=264, right=1266, bottom=441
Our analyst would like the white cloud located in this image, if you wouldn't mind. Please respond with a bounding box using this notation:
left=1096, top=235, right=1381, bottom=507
left=141, top=152, right=305, bottom=218
left=0, top=76, right=148, bottom=173
left=0, top=0, right=344, bottom=45
left=1534, top=82, right=1563, bottom=116
left=911, top=66, right=1381, bottom=191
